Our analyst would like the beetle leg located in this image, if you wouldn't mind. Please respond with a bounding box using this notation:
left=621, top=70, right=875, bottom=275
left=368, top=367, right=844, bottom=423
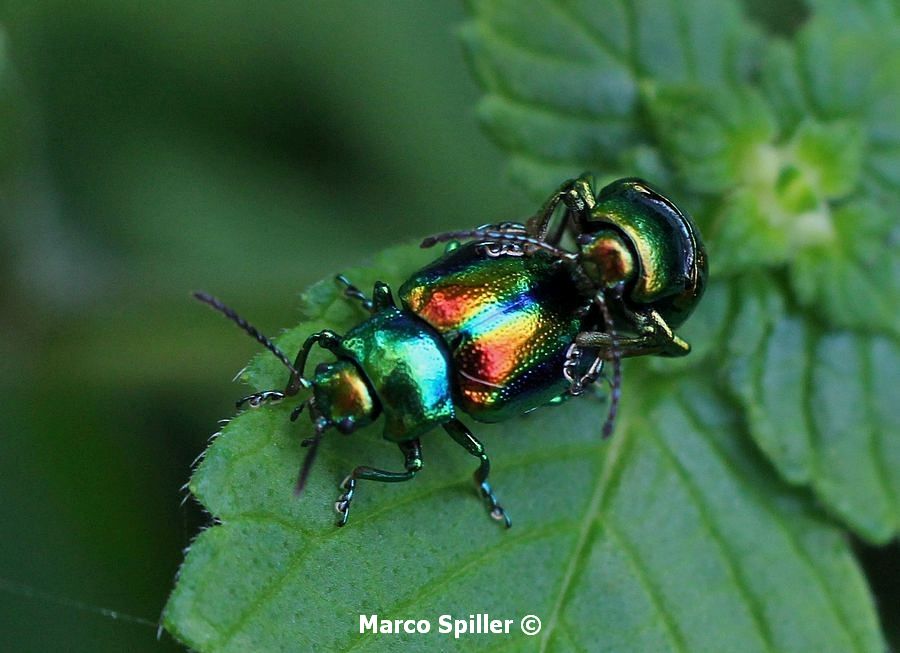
left=575, top=310, right=690, bottom=358
left=526, top=174, right=596, bottom=243
left=562, top=343, right=605, bottom=396
left=334, top=439, right=423, bottom=527
left=236, top=329, right=343, bottom=415
left=634, top=309, right=691, bottom=357
left=286, top=329, right=343, bottom=392
left=472, top=222, right=529, bottom=258
left=442, top=419, right=512, bottom=528
left=236, top=390, right=287, bottom=409
left=371, top=282, right=397, bottom=311
left=574, top=331, right=686, bottom=357
left=334, top=277, right=398, bottom=313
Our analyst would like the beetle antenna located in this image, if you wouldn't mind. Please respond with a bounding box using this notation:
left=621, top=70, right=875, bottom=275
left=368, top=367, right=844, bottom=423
left=193, top=292, right=303, bottom=385
left=421, top=229, right=577, bottom=262
left=594, top=291, right=621, bottom=438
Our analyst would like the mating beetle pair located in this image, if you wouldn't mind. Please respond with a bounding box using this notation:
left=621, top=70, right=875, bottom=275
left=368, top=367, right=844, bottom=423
left=196, top=175, right=707, bottom=527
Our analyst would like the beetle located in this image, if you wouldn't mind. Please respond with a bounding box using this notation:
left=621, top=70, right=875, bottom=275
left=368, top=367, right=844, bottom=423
left=195, top=175, right=707, bottom=528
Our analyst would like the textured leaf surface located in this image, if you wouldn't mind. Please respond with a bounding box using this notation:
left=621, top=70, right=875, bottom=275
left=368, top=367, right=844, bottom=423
left=460, top=0, right=760, bottom=196
left=164, top=244, right=884, bottom=652
left=464, top=0, right=900, bottom=543
left=725, top=286, right=900, bottom=540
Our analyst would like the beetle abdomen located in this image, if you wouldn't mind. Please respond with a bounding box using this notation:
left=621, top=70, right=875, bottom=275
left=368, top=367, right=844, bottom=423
left=399, top=242, right=585, bottom=422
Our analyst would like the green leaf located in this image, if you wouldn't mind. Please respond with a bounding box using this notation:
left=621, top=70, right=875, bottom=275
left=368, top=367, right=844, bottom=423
left=461, top=0, right=761, bottom=198
left=761, top=16, right=900, bottom=203
left=710, top=188, right=789, bottom=276
left=164, top=244, right=885, bottom=651
left=789, top=119, right=864, bottom=200
left=644, top=84, right=777, bottom=195
left=645, top=277, right=733, bottom=375
left=724, top=277, right=900, bottom=541
left=803, top=0, right=900, bottom=30
left=790, top=201, right=900, bottom=337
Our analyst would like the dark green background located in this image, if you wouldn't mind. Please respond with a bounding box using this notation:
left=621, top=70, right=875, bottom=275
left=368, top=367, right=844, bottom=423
left=0, top=3, right=529, bottom=651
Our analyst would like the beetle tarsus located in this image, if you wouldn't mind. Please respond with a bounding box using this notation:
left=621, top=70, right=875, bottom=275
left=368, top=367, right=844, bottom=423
left=490, top=507, right=512, bottom=529
left=236, top=390, right=285, bottom=409
left=481, top=483, right=512, bottom=528
left=334, top=476, right=355, bottom=526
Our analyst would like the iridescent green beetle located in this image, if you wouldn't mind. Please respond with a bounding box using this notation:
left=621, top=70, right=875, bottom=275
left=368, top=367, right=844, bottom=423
left=196, top=175, right=707, bottom=528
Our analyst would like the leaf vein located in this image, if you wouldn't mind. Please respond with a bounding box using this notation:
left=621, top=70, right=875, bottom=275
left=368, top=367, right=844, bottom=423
left=486, top=88, right=633, bottom=125
left=538, top=422, right=631, bottom=653
left=480, top=19, right=615, bottom=69
left=602, top=518, right=689, bottom=653
left=546, top=0, right=632, bottom=70
left=644, top=424, right=778, bottom=653
left=678, top=399, right=866, bottom=653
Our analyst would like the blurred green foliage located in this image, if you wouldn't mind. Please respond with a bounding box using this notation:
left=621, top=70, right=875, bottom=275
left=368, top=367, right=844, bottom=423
left=0, top=2, right=528, bottom=651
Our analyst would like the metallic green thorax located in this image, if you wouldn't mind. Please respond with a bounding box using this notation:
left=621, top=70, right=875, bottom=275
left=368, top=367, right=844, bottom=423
left=399, top=243, right=586, bottom=423
left=336, top=307, right=455, bottom=441
left=588, top=179, right=707, bottom=329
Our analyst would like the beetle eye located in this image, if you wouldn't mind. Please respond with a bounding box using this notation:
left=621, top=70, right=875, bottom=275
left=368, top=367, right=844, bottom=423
left=579, top=230, right=636, bottom=288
